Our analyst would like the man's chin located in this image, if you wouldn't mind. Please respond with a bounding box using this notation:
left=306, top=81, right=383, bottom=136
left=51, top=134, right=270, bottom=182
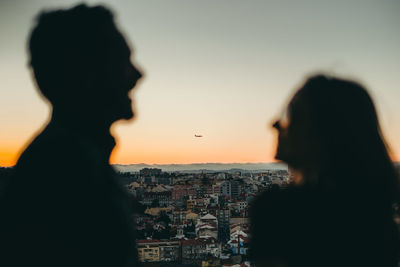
left=110, top=109, right=134, bottom=123
left=118, top=111, right=134, bottom=121
left=121, top=109, right=135, bottom=120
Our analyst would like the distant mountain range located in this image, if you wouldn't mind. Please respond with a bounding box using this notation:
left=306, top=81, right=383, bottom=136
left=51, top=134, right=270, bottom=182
left=113, top=162, right=288, bottom=173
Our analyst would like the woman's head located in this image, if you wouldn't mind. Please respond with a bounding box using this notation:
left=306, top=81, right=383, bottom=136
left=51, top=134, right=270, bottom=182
left=275, top=75, right=380, bottom=168
left=274, top=75, right=398, bottom=200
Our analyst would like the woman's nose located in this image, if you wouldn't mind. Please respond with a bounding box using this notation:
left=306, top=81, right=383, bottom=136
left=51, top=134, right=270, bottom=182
left=272, top=120, right=281, bottom=131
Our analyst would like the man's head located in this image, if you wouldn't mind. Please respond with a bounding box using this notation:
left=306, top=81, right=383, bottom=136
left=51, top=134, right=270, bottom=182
left=29, top=4, right=142, bottom=125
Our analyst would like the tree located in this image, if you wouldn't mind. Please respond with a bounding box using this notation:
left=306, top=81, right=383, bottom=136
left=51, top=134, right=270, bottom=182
left=157, top=211, right=171, bottom=225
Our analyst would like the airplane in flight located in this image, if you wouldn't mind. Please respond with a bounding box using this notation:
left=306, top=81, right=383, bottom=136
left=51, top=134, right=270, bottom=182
left=194, top=134, right=203, bottom=138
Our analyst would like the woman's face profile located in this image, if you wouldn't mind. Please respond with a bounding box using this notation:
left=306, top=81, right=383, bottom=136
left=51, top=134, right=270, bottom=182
left=274, top=91, right=315, bottom=171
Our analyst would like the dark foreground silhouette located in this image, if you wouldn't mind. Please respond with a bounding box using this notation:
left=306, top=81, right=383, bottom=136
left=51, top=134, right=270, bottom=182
left=250, top=75, right=400, bottom=267
left=1, top=4, right=143, bottom=267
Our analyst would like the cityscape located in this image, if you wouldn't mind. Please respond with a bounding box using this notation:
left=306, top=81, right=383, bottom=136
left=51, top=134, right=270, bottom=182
left=120, top=166, right=290, bottom=266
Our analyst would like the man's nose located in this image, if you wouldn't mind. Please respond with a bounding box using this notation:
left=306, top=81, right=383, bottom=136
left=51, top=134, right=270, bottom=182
left=131, top=63, right=143, bottom=81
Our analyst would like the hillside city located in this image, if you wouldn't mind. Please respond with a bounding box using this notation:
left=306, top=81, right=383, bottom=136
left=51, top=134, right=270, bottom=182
left=118, top=167, right=290, bottom=267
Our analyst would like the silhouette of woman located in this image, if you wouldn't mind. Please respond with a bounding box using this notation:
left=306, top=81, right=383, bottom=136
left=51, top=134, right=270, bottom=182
left=250, top=75, right=399, bottom=267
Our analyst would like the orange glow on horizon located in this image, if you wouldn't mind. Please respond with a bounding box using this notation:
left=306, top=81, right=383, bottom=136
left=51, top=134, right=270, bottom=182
left=1, top=149, right=398, bottom=167
left=1, top=142, right=398, bottom=167
left=0, top=147, right=19, bottom=167
left=109, top=155, right=278, bottom=165
left=109, top=147, right=277, bottom=165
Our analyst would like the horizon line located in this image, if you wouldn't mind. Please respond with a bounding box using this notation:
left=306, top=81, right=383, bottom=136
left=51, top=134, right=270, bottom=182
left=2, top=160, right=400, bottom=168
left=112, top=161, right=282, bottom=166
left=0, top=161, right=282, bottom=168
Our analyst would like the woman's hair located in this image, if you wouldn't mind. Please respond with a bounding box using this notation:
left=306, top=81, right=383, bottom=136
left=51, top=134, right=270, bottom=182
left=291, top=75, right=398, bottom=205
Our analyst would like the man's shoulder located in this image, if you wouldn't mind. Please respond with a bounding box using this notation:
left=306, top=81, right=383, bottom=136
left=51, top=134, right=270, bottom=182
left=18, top=125, right=87, bottom=167
left=13, top=125, right=97, bottom=190
left=10, top=125, right=110, bottom=196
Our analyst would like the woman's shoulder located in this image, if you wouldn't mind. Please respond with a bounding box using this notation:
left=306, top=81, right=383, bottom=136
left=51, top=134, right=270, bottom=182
left=250, top=187, right=296, bottom=224
left=252, top=185, right=310, bottom=208
left=249, top=185, right=325, bottom=233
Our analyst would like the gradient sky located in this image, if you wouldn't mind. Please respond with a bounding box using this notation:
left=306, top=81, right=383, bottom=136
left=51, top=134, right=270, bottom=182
left=1, top=0, right=399, bottom=166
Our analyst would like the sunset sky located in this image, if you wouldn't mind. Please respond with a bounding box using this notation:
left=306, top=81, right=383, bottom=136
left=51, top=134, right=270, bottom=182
left=1, top=0, right=399, bottom=166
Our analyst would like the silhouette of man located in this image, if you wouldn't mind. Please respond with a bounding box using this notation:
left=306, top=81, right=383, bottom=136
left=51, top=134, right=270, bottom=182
left=1, top=4, right=143, bottom=267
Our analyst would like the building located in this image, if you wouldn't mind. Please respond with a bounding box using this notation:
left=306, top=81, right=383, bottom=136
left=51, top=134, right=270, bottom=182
left=217, top=208, right=230, bottom=243
left=220, top=180, right=241, bottom=198
left=159, top=240, right=181, bottom=262
left=186, top=199, right=196, bottom=210
left=220, top=181, right=231, bottom=197
left=173, top=209, right=187, bottom=224
left=156, top=176, right=171, bottom=185
left=199, top=213, right=218, bottom=227
left=197, top=224, right=218, bottom=239
left=141, top=191, right=172, bottom=206
left=230, top=180, right=241, bottom=198
left=172, top=185, right=196, bottom=200
left=228, top=227, right=249, bottom=255
left=140, top=168, right=162, bottom=176
left=137, top=240, right=161, bottom=262
left=137, top=239, right=181, bottom=262
left=182, top=237, right=221, bottom=264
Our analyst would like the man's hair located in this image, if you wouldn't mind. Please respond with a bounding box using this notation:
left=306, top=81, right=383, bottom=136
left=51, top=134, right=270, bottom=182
left=29, top=4, right=117, bottom=103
